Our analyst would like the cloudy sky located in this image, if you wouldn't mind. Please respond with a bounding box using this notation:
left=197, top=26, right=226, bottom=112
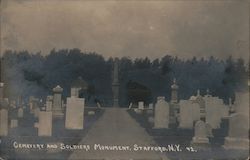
left=1, top=0, right=249, bottom=60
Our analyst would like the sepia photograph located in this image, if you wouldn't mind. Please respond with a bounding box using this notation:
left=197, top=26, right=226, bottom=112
left=0, top=0, right=249, bottom=159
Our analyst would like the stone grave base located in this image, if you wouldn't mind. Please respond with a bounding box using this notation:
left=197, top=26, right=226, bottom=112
left=191, top=137, right=210, bottom=150
left=223, top=137, right=249, bottom=150
left=178, top=126, right=193, bottom=129
left=153, top=126, right=169, bottom=129
left=191, top=137, right=209, bottom=144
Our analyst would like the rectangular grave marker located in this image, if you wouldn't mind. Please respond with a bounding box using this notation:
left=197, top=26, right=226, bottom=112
left=65, top=97, right=85, bottom=129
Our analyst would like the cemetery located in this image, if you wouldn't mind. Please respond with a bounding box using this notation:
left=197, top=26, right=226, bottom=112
left=0, top=58, right=249, bottom=160
left=1, top=0, right=249, bottom=159
left=0, top=83, right=104, bottom=160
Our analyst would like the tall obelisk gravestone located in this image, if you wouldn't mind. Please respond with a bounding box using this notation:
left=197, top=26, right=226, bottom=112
left=112, top=59, right=120, bottom=107
left=170, top=78, right=179, bottom=125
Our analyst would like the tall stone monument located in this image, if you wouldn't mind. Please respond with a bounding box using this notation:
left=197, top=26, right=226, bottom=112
left=52, top=85, right=64, bottom=118
left=171, top=78, right=178, bottom=103
left=112, top=59, right=120, bottom=107
left=170, top=78, right=179, bottom=125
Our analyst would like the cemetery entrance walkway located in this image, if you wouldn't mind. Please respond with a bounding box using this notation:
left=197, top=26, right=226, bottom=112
left=69, top=108, right=169, bottom=160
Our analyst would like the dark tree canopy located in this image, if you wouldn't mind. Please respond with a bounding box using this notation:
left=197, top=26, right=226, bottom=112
left=1, top=49, right=248, bottom=106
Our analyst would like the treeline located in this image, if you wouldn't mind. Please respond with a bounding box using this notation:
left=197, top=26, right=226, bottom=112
left=1, top=49, right=248, bottom=106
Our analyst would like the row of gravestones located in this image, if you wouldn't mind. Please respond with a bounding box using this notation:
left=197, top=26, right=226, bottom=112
left=0, top=97, right=84, bottom=136
left=187, top=93, right=248, bottom=149
left=133, top=92, right=249, bottom=150
left=32, top=93, right=85, bottom=136
left=136, top=95, right=231, bottom=130
left=34, top=95, right=86, bottom=136
left=0, top=97, right=25, bottom=136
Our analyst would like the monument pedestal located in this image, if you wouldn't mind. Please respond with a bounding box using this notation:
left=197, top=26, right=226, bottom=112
left=52, top=85, right=64, bottom=119
left=223, top=137, right=249, bottom=150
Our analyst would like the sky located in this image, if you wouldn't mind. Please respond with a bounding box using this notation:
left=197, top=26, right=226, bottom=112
left=0, top=0, right=249, bottom=60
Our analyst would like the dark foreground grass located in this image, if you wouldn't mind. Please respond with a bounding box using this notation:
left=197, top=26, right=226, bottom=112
left=0, top=108, right=104, bottom=160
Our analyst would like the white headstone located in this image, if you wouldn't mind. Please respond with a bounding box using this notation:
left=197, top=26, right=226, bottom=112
left=10, top=119, right=18, bottom=128
left=30, top=97, right=39, bottom=114
left=88, top=111, right=95, bottom=116
left=0, top=109, right=8, bottom=136
left=34, top=107, right=40, bottom=118
left=65, top=97, right=85, bottom=129
left=220, top=105, right=229, bottom=117
left=138, top=101, right=144, bottom=110
left=192, top=102, right=200, bottom=121
left=97, top=102, right=101, bottom=108
left=205, top=123, right=213, bottom=137
left=216, top=98, right=227, bottom=119
left=37, top=111, right=52, bottom=136
left=10, top=100, right=16, bottom=109
left=154, top=97, right=169, bottom=129
left=148, top=103, right=153, bottom=109
left=46, top=96, right=53, bottom=111
left=179, top=100, right=193, bottom=129
left=17, top=107, right=24, bottom=118
left=234, top=92, right=249, bottom=116
left=179, top=100, right=200, bottom=129
left=128, top=103, right=133, bottom=109
left=192, top=120, right=209, bottom=144
left=204, top=97, right=222, bottom=129
left=147, top=103, right=154, bottom=114
left=3, top=98, right=9, bottom=105
left=71, top=87, right=81, bottom=98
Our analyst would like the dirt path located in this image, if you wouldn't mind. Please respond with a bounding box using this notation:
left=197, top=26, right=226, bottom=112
left=69, top=108, right=168, bottom=160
